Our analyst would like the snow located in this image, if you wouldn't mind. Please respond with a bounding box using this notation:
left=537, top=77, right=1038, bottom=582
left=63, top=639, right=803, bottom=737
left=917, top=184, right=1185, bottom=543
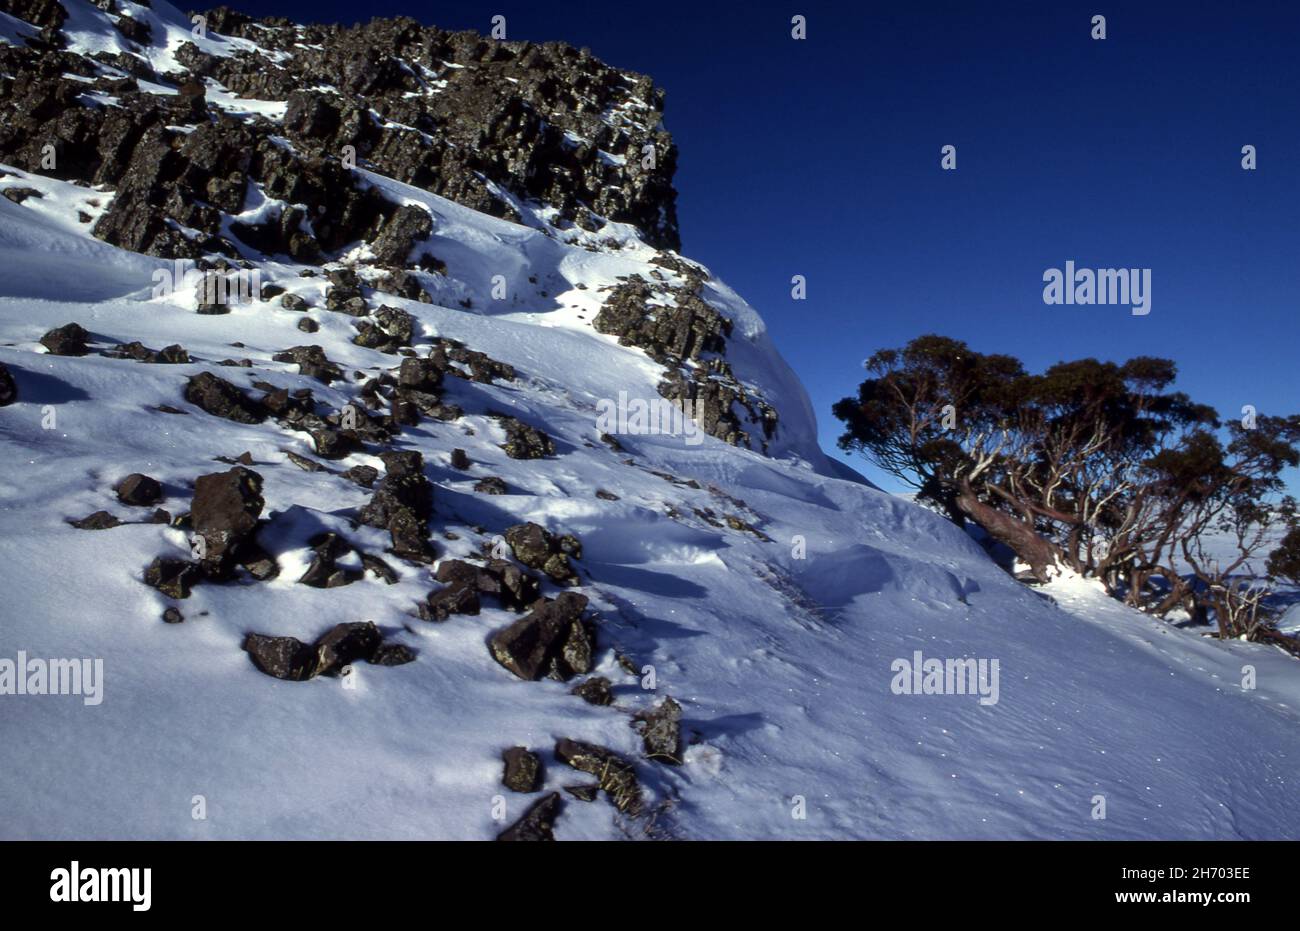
left=2, top=6, right=1299, bottom=841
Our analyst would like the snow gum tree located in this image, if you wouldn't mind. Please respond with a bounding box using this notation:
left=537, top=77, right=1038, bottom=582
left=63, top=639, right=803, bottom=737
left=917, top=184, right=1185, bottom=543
left=834, top=335, right=1300, bottom=648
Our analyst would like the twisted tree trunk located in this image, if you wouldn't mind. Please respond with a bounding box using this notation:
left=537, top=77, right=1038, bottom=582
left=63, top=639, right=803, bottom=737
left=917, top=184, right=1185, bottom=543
left=953, top=481, right=1058, bottom=583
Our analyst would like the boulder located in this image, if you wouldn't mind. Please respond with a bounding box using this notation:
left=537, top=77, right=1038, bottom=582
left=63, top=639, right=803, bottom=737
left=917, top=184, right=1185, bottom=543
left=488, top=592, right=593, bottom=681
left=496, top=792, right=561, bottom=842
left=116, top=473, right=163, bottom=507
left=190, top=467, right=265, bottom=577
left=183, top=372, right=267, bottom=423
left=635, top=697, right=683, bottom=764
left=502, top=746, right=542, bottom=793
left=40, top=323, right=89, bottom=356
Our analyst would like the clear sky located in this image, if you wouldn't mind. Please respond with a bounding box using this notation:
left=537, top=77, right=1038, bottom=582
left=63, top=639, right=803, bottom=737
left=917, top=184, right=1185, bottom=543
left=234, top=0, right=1300, bottom=490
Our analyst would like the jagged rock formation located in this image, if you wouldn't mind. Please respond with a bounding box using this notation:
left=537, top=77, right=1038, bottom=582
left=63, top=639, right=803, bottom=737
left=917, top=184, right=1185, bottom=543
left=0, top=0, right=784, bottom=452
left=0, top=2, right=679, bottom=258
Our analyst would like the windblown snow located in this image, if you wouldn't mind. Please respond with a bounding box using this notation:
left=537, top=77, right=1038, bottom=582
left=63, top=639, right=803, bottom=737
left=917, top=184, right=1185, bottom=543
left=1, top=0, right=1299, bottom=841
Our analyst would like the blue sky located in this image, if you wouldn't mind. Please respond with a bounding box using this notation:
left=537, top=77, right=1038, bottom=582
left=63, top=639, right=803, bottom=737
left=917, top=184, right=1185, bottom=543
left=236, top=0, right=1300, bottom=489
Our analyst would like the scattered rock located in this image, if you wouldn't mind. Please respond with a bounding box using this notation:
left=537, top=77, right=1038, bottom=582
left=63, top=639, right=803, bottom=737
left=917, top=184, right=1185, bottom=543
left=502, top=747, right=542, bottom=793
left=40, top=323, right=89, bottom=356
left=115, top=473, right=162, bottom=507
left=143, top=557, right=201, bottom=599
left=190, top=466, right=265, bottom=578
left=554, top=738, right=641, bottom=815
left=183, top=372, right=267, bottom=423
left=0, top=362, right=15, bottom=406
left=273, top=344, right=342, bottom=384
left=243, top=621, right=410, bottom=680
left=634, top=696, right=683, bottom=764
left=473, top=476, right=507, bottom=495
left=70, top=510, right=122, bottom=530
left=496, top=792, right=562, bottom=842
left=504, top=522, right=580, bottom=585
left=358, top=451, right=435, bottom=563
left=162, top=606, right=184, bottom=624
left=489, top=592, right=594, bottom=681
left=563, top=784, right=599, bottom=802
left=494, top=415, right=555, bottom=459
left=449, top=448, right=470, bottom=470
left=571, top=676, right=614, bottom=706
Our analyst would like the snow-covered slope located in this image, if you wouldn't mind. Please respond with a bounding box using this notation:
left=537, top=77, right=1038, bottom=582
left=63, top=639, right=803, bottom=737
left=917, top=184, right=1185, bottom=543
left=2, top=1, right=1299, bottom=841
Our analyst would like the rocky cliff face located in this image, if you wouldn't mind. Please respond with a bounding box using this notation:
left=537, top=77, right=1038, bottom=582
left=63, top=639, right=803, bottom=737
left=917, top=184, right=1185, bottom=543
left=0, top=0, right=791, bottom=449
left=0, top=2, right=679, bottom=255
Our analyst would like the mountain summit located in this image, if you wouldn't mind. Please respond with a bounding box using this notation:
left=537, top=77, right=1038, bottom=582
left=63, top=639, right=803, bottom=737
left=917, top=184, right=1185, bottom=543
left=2, top=0, right=1299, bottom=840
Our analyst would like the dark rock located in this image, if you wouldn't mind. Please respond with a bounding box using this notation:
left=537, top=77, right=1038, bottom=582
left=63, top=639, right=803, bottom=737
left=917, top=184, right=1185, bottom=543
left=244, top=621, right=405, bottom=680
left=313, top=620, right=382, bottom=674
left=162, top=606, right=184, bottom=624
left=358, top=451, right=434, bottom=563
left=634, top=696, right=683, bottom=764
left=0, top=362, right=15, bottom=406
left=297, top=317, right=319, bottom=333
left=370, top=204, right=432, bottom=267
left=143, top=556, right=201, bottom=599
left=563, top=784, right=599, bottom=802
left=370, top=642, right=416, bottom=666
left=496, top=792, right=561, bottom=842
left=281, top=293, right=308, bottom=311
left=183, top=372, right=267, bottom=423
left=502, top=746, right=542, bottom=793
left=353, top=305, right=414, bottom=353
left=70, top=510, right=121, bottom=530
left=3, top=187, right=41, bottom=204
left=449, top=448, right=470, bottom=470
left=361, top=552, right=399, bottom=584
left=272, top=344, right=342, bottom=384
left=571, top=676, right=614, bottom=706
left=40, top=323, right=89, bottom=356
left=494, top=415, right=554, bottom=459
left=473, top=476, right=508, bottom=495
left=115, top=473, right=162, bottom=507
left=190, top=467, right=265, bottom=577
left=342, top=464, right=379, bottom=488
left=488, top=592, right=593, bottom=681
left=554, top=739, right=641, bottom=815
left=420, top=581, right=480, bottom=621
left=504, top=522, right=579, bottom=585
left=243, top=632, right=316, bottom=681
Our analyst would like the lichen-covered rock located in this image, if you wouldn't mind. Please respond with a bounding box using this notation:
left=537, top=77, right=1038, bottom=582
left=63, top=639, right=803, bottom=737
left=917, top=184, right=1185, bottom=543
left=496, top=792, right=562, bottom=842
left=634, top=696, right=683, bottom=764
left=503, top=522, right=579, bottom=585
left=571, top=676, right=614, bottom=706
left=494, top=415, right=555, bottom=460
left=502, top=746, right=542, bottom=793
left=554, top=739, right=641, bottom=815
